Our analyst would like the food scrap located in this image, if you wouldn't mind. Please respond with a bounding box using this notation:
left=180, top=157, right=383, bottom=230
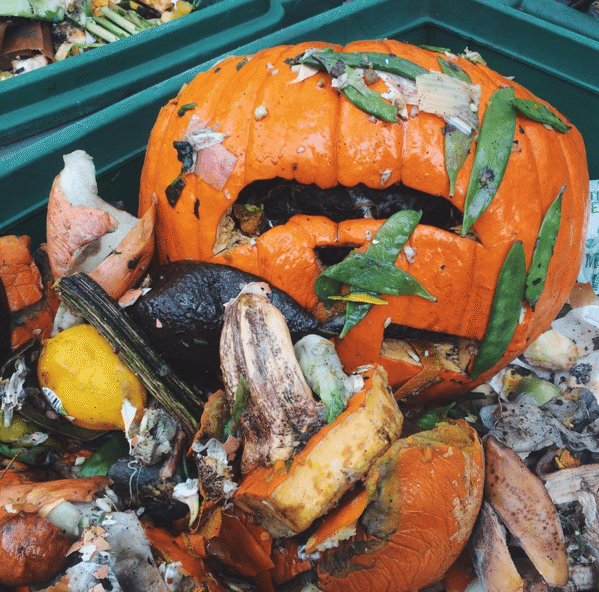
left=0, top=37, right=597, bottom=592
left=0, top=0, right=202, bottom=80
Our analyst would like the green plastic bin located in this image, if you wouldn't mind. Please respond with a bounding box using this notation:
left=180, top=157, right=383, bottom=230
left=517, top=0, right=599, bottom=43
left=0, top=0, right=343, bottom=147
left=2, top=0, right=598, bottom=250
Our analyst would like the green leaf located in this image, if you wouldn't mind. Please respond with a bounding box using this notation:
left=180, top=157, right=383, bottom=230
left=339, top=300, right=374, bottom=339
left=462, top=87, right=517, bottom=235
left=365, top=209, right=422, bottom=263
left=512, top=98, right=571, bottom=133
left=78, top=432, right=129, bottom=478
left=313, top=275, right=344, bottom=303
left=314, top=210, right=433, bottom=338
left=321, top=252, right=435, bottom=300
left=470, top=241, right=527, bottom=379
left=0, top=444, right=56, bottom=466
left=525, top=186, right=564, bottom=308
left=416, top=402, right=456, bottom=430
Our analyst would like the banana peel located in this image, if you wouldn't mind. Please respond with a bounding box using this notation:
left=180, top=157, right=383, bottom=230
left=475, top=436, right=569, bottom=588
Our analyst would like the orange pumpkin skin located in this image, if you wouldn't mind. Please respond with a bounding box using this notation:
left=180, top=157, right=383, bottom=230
left=313, top=420, right=484, bottom=592
left=0, top=238, right=60, bottom=350
left=139, top=40, right=589, bottom=401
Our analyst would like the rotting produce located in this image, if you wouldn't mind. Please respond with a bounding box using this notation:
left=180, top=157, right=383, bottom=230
left=0, top=38, right=595, bottom=592
left=0, top=0, right=201, bottom=80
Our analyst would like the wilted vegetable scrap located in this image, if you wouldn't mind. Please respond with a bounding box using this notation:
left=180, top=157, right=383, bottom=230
left=219, top=282, right=325, bottom=473
left=46, top=150, right=155, bottom=311
left=0, top=511, right=70, bottom=586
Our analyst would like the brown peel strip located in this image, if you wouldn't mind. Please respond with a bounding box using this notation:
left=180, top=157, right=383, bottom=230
left=469, top=500, right=524, bottom=592
left=484, top=436, right=568, bottom=587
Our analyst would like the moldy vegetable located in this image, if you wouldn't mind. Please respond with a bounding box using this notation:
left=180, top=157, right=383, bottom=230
left=138, top=39, right=589, bottom=402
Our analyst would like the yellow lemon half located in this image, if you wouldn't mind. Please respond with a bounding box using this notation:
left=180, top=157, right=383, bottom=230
left=38, top=324, right=147, bottom=431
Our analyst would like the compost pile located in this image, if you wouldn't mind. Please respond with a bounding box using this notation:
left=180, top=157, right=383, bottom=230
left=0, top=0, right=202, bottom=80
left=0, top=154, right=596, bottom=592
left=0, top=38, right=598, bottom=592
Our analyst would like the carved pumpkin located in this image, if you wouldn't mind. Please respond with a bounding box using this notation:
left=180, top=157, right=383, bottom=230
left=138, top=40, right=589, bottom=401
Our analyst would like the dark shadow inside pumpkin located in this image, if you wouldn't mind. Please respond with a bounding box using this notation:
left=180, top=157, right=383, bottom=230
left=234, top=178, right=463, bottom=233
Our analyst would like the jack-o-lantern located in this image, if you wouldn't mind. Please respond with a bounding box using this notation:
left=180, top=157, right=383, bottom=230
left=138, top=40, right=589, bottom=402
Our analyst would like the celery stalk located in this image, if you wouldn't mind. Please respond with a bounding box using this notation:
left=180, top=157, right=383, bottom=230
left=101, top=5, right=141, bottom=34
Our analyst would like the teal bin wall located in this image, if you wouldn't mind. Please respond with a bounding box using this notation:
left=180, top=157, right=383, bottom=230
left=1, top=0, right=598, bottom=250
left=0, top=0, right=343, bottom=147
left=517, top=0, right=599, bottom=43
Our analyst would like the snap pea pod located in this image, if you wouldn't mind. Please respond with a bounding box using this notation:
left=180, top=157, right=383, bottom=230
left=437, top=56, right=476, bottom=197
left=294, top=49, right=427, bottom=80
left=462, top=87, right=517, bottom=235
left=470, top=241, right=527, bottom=379
left=525, top=186, right=564, bottom=308
left=437, top=56, right=471, bottom=83
left=342, top=84, right=399, bottom=123
left=304, top=52, right=399, bottom=122
left=512, top=98, right=571, bottom=133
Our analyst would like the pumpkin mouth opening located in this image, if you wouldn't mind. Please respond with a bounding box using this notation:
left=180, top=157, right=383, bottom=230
left=233, top=177, right=463, bottom=233
left=381, top=323, right=478, bottom=376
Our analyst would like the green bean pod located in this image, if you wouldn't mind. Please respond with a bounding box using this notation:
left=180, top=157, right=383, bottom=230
left=437, top=56, right=476, bottom=197
left=297, top=49, right=427, bottom=80
left=342, top=85, right=398, bottom=123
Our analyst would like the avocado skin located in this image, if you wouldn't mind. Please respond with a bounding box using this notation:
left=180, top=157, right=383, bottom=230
left=128, top=261, right=338, bottom=369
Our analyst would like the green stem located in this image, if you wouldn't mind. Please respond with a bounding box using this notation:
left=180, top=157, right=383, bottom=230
left=55, top=274, right=203, bottom=440
left=101, top=4, right=141, bottom=34
left=92, top=15, right=130, bottom=38
left=83, top=19, right=119, bottom=43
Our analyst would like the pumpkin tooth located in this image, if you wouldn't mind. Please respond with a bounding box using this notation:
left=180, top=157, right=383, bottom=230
left=484, top=436, right=569, bottom=587
left=219, top=283, right=325, bottom=474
